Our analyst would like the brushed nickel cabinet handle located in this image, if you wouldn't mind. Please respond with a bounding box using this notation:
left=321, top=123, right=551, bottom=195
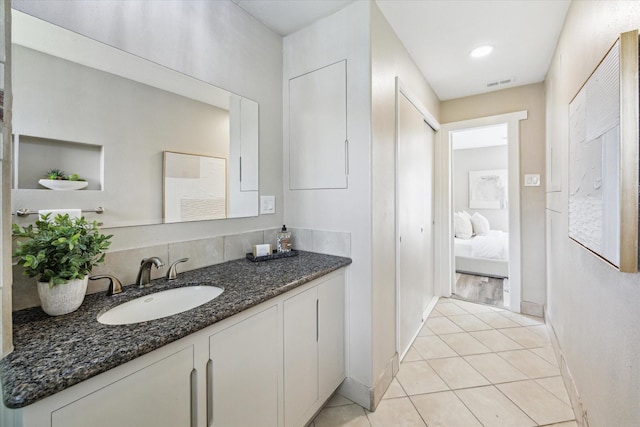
left=207, top=359, right=214, bottom=426
left=190, top=369, right=198, bottom=427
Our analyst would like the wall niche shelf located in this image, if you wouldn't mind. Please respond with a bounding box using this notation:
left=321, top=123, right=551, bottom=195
left=13, top=134, right=104, bottom=191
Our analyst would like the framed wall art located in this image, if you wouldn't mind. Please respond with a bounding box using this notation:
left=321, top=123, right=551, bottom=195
left=468, top=169, right=508, bottom=210
left=163, top=151, right=227, bottom=223
left=568, top=30, right=639, bottom=272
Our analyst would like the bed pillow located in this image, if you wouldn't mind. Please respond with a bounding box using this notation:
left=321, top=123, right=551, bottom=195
left=471, top=212, right=490, bottom=236
left=459, top=210, right=472, bottom=221
left=454, top=212, right=473, bottom=239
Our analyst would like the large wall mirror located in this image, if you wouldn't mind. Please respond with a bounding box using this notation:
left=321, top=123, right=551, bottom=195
left=11, top=10, right=259, bottom=228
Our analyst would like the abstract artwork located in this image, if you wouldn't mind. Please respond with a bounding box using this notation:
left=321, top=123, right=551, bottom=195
left=469, top=169, right=508, bottom=209
left=568, top=30, right=639, bottom=272
left=569, top=39, right=620, bottom=266
left=163, top=151, right=226, bottom=223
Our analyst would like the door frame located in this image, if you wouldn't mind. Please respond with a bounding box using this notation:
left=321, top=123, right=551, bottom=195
left=395, top=78, right=440, bottom=358
left=436, top=111, right=527, bottom=312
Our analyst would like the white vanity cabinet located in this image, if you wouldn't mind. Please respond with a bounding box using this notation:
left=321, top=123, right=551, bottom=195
left=283, top=274, right=345, bottom=427
left=208, top=305, right=279, bottom=427
left=6, top=269, right=346, bottom=427
left=13, top=345, right=196, bottom=427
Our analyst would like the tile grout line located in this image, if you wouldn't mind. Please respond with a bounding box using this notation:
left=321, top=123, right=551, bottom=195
left=438, top=300, right=560, bottom=426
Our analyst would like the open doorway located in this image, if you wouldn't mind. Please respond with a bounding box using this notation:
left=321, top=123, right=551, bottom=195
left=436, top=111, right=526, bottom=313
left=451, top=123, right=509, bottom=308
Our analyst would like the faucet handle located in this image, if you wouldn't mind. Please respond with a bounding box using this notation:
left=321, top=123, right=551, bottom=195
left=166, top=258, right=189, bottom=280
left=90, top=274, right=124, bottom=296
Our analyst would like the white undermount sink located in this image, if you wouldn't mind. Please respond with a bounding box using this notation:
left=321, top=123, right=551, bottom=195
left=98, top=285, right=224, bottom=325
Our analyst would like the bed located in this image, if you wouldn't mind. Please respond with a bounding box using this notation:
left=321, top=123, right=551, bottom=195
left=454, top=229, right=509, bottom=278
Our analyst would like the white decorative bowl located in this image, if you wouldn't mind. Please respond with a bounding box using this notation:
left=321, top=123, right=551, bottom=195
left=39, top=179, right=88, bottom=191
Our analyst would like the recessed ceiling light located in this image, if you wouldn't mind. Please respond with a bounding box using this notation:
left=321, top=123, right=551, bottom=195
left=470, top=45, right=494, bottom=58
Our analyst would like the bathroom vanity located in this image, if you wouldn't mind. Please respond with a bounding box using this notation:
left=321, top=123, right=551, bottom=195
left=0, top=251, right=351, bottom=427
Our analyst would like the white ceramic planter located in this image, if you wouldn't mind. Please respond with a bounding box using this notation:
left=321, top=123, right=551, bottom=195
left=37, top=276, right=89, bottom=316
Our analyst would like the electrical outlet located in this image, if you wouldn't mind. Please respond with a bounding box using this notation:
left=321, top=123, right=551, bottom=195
left=524, top=174, right=541, bottom=187
left=260, top=195, right=275, bottom=214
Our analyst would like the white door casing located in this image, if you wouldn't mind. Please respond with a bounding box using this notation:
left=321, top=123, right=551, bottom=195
left=438, top=111, right=527, bottom=312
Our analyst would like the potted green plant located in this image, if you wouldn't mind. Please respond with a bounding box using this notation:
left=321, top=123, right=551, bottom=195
left=12, top=213, right=112, bottom=316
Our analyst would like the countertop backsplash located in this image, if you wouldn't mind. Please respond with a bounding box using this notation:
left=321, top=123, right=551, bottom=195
left=11, top=227, right=351, bottom=311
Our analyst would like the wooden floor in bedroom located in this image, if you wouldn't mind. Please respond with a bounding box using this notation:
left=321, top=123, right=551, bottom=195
left=454, top=273, right=506, bottom=308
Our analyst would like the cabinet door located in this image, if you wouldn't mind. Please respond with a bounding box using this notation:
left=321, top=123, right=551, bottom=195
left=283, top=287, right=319, bottom=427
left=209, top=305, right=278, bottom=427
left=51, top=346, right=194, bottom=427
left=318, top=274, right=346, bottom=399
left=289, top=60, right=347, bottom=190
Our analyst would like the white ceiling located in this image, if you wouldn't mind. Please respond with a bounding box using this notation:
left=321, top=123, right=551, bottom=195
left=232, top=0, right=355, bottom=36
left=451, top=123, right=507, bottom=150
left=233, top=0, right=570, bottom=101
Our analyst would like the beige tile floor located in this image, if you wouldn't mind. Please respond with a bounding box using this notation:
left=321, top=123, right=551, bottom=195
left=309, top=298, right=576, bottom=427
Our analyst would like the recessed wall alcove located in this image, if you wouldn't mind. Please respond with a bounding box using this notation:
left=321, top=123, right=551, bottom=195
left=13, top=134, right=103, bottom=191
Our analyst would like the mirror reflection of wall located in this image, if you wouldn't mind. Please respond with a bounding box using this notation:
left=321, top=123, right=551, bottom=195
left=11, top=10, right=259, bottom=228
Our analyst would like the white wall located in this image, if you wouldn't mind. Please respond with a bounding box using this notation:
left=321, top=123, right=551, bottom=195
left=12, top=0, right=283, bottom=252
left=370, top=0, right=440, bottom=405
left=283, top=0, right=373, bottom=403
left=545, top=1, right=640, bottom=425
left=453, top=145, right=508, bottom=231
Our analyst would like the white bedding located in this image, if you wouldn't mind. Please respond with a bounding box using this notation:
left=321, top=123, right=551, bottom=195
left=454, top=230, right=508, bottom=261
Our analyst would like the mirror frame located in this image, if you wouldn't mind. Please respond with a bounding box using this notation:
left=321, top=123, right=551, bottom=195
left=11, top=10, right=259, bottom=228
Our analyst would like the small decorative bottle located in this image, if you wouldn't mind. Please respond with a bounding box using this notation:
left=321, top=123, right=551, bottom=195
left=277, top=225, right=292, bottom=253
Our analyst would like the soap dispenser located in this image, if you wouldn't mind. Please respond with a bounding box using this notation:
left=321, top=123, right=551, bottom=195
left=277, top=225, right=292, bottom=253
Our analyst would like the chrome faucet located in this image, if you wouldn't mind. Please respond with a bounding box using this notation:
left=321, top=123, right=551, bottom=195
left=135, top=257, right=164, bottom=287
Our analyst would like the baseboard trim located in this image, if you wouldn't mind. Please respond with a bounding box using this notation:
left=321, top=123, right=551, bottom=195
left=521, top=301, right=544, bottom=317
left=337, top=350, right=399, bottom=412
left=545, top=310, right=591, bottom=427
left=337, top=377, right=371, bottom=410
left=370, top=353, right=399, bottom=410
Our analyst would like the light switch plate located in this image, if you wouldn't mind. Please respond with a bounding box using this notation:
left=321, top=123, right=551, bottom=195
left=260, top=195, right=275, bottom=214
left=524, top=174, right=541, bottom=187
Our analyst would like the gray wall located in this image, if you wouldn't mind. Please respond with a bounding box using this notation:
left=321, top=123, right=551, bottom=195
left=453, top=145, right=508, bottom=231
left=545, top=1, right=640, bottom=425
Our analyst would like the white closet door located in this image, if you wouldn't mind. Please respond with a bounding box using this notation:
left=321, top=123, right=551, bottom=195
left=398, top=92, right=427, bottom=356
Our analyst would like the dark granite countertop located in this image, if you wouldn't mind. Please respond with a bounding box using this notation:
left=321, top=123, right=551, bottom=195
left=0, top=251, right=351, bottom=409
